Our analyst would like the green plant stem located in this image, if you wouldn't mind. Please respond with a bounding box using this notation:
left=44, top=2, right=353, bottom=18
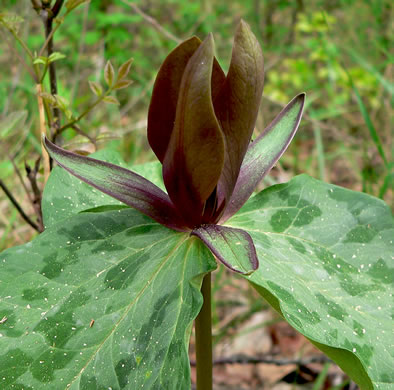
left=39, top=62, right=50, bottom=83
left=195, top=272, right=213, bottom=390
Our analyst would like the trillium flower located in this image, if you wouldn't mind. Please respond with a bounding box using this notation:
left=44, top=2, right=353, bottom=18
left=44, top=20, right=305, bottom=275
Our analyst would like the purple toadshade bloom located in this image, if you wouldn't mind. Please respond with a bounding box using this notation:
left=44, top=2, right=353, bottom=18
left=44, top=20, right=305, bottom=275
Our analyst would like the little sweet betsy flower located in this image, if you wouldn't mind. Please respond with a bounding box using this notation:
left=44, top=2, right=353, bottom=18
left=45, top=20, right=305, bottom=274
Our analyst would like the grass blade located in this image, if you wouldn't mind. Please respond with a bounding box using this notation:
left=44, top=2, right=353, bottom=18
left=347, top=73, right=388, bottom=169
left=312, top=362, right=330, bottom=390
left=344, top=74, right=389, bottom=169
left=313, top=123, right=326, bottom=181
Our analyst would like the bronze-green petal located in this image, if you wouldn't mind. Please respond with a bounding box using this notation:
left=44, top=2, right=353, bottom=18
left=214, top=20, right=264, bottom=207
left=221, top=93, right=305, bottom=221
left=162, top=35, right=225, bottom=227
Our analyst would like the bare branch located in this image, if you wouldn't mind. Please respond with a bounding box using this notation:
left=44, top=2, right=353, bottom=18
left=7, top=153, right=33, bottom=204
left=190, top=354, right=331, bottom=367
left=71, top=124, right=97, bottom=149
left=52, top=0, right=65, bottom=17
left=0, top=179, right=40, bottom=232
left=25, top=159, right=44, bottom=232
left=36, top=84, right=51, bottom=183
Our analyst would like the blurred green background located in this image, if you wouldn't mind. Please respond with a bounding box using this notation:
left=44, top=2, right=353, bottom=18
left=0, top=0, right=392, bottom=247
left=0, top=1, right=392, bottom=388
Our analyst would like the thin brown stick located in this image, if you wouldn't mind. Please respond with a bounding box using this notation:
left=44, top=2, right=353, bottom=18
left=38, top=20, right=60, bottom=58
left=0, top=179, right=40, bottom=232
left=36, top=84, right=51, bottom=183
left=190, top=353, right=331, bottom=367
left=121, top=0, right=181, bottom=44
left=7, top=153, right=33, bottom=204
left=25, top=159, right=44, bottom=232
left=71, top=124, right=97, bottom=149
left=38, top=0, right=65, bottom=57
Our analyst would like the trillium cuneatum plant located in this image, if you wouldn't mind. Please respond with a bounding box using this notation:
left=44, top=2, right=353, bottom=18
left=1, top=21, right=393, bottom=390
left=43, top=20, right=303, bottom=275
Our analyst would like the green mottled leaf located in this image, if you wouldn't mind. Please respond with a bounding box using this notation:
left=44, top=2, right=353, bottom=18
left=0, top=209, right=216, bottom=389
left=192, top=224, right=258, bottom=275
left=227, top=174, right=393, bottom=390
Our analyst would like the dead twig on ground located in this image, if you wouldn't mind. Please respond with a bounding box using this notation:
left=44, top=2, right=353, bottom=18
left=190, top=353, right=331, bottom=367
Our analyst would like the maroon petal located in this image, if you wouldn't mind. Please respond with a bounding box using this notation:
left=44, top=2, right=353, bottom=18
left=147, top=37, right=202, bottom=163
left=162, top=35, right=225, bottom=228
left=214, top=20, right=264, bottom=207
left=148, top=37, right=226, bottom=164
left=44, top=137, right=187, bottom=231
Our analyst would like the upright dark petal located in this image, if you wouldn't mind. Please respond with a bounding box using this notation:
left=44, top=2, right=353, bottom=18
left=147, top=37, right=202, bottom=163
left=147, top=37, right=226, bottom=164
left=214, top=20, right=264, bottom=209
left=162, top=35, right=225, bottom=228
